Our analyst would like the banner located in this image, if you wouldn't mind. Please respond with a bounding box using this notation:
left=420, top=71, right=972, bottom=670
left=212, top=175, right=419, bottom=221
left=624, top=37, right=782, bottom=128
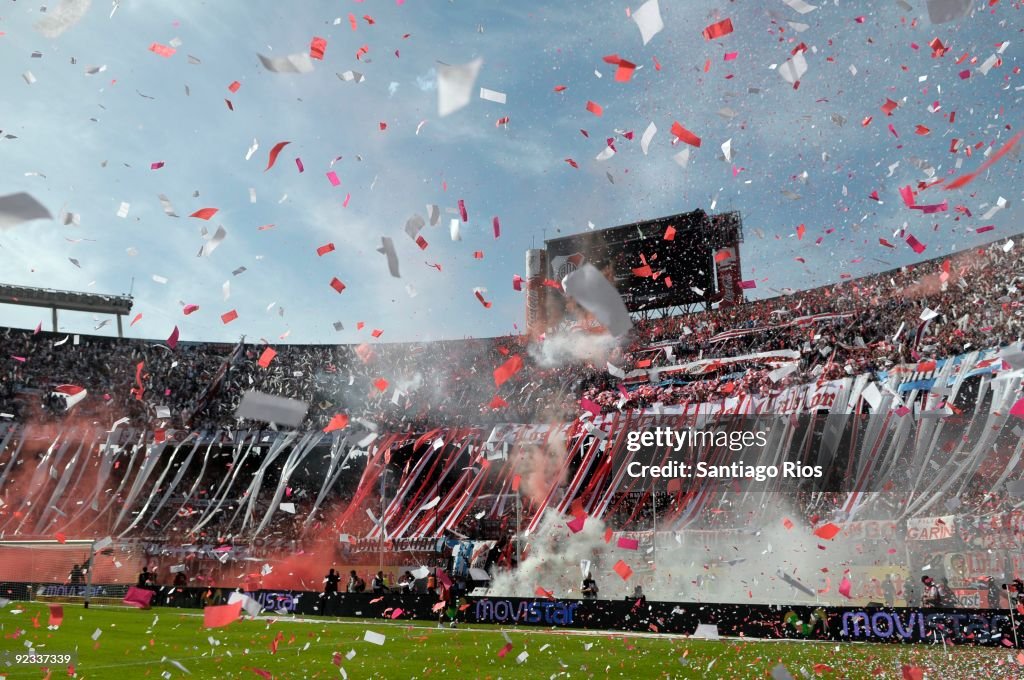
left=842, top=521, right=899, bottom=542
left=906, top=516, right=955, bottom=540
left=714, top=243, right=743, bottom=308
left=952, top=589, right=989, bottom=609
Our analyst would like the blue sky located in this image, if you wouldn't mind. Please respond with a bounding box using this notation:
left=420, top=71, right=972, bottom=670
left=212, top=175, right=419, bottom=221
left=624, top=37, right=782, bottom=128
left=0, top=0, right=1020, bottom=344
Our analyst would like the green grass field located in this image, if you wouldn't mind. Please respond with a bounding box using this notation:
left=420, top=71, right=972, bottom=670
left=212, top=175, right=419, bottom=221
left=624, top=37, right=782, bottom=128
left=0, top=602, right=1017, bottom=679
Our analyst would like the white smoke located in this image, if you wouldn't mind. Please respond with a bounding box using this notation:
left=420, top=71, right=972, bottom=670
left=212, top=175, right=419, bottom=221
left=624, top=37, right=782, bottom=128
left=528, top=330, right=618, bottom=368
left=487, top=498, right=889, bottom=606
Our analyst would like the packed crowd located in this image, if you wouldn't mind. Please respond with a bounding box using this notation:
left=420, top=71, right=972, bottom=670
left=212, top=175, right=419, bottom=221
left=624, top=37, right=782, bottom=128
left=1, top=235, right=1020, bottom=431
left=585, top=236, right=1024, bottom=410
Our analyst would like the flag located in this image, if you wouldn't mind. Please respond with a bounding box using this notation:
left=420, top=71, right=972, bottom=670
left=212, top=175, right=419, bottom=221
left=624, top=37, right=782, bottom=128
left=123, top=586, right=155, bottom=609
left=52, top=384, right=87, bottom=409
left=184, top=339, right=244, bottom=425
left=203, top=601, right=243, bottom=628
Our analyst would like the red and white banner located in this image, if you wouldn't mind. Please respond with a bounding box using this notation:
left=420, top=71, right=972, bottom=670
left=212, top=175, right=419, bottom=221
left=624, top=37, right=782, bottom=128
left=951, top=589, right=989, bottom=608
left=906, top=515, right=955, bottom=540
left=714, top=244, right=743, bottom=308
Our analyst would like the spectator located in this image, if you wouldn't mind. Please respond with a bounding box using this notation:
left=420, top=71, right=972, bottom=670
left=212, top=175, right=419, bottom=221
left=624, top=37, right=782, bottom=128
left=371, top=570, right=389, bottom=595
left=398, top=570, right=416, bottom=594
left=581, top=572, right=599, bottom=600
left=68, top=564, right=84, bottom=586
left=922, top=576, right=942, bottom=607
left=347, top=570, right=365, bottom=594
left=881, top=575, right=896, bottom=607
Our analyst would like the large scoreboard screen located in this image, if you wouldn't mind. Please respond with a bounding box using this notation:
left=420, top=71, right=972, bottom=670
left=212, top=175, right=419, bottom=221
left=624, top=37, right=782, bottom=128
left=544, top=210, right=742, bottom=312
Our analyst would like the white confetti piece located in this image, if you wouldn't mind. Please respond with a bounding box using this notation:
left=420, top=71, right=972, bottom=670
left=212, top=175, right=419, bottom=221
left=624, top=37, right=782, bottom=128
left=479, top=87, right=507, bottom=104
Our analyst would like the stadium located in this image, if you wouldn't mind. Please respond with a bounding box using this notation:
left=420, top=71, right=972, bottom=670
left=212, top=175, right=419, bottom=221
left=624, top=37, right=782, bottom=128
left=2, top=1, right=1023, bottom=679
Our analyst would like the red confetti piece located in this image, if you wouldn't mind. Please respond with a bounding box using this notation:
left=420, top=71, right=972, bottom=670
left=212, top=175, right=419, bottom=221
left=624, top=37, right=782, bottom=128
left=373, top=378, right=389, bottom=392
left=150, top=161, right=164, bottom=170
left=317, top=243, right=335, bottom=256
left=220, top=310, right=238, bottom=324
left=602, top=54, right=636, bottom=82
left=881, top=98, right=899, bottom=115
left=148, top=43, right=176, bottom=58
left=371, top=329, right=383, bottom=338
left=796, top=223, right=806, bottom=240
left=813, top=522, right=841, bottom=540
left=553, top=85, right=567, bottom=92
left=330, top=278, right=346, bottom=293
left=783, top=518, right=794, bottom=530
left=228, top=81, right=241, bottom=93
left=166, top=326, right=180, bottom=349
left=324, top=414, right=349, bottom=432
left=492, top=216, right=501, bottom=239
left=585, top=100, right=604, bottom=116
left=265, top=141, right=291, bottom=172
left=702, top=18, right=734, bottom=40
left=565, top=158, right=579, bottom=168
left=189, top=207, right=218, bottom=220
left=664, top=225, right=676, bottom=240
left=257, top=348, right=277, bottom=368
left=613, top=560, right=633, bottom=580
left=905, top=234, right=927, bottom=254
left=310, top=36, right=327, bottom=60
left=183, top=304, right=200, bottom=315
left=458, top=199, right=468, bottom=222
left=670, top=121, right=701, bottom=147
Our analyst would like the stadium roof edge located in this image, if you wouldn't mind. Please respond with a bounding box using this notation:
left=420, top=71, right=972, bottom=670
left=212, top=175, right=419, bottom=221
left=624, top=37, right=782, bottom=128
left=0, top=283, right=133, bottom=315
